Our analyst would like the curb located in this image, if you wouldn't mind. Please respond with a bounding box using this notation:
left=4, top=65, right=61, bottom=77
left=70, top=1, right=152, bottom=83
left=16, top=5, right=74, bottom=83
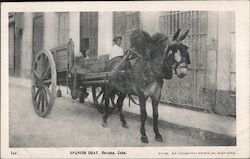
left=123, top=110, right=236, bottom=146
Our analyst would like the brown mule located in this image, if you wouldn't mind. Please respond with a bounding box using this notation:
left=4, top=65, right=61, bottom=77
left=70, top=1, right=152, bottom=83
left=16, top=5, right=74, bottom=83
left=102, top=29, right=191, bottom=143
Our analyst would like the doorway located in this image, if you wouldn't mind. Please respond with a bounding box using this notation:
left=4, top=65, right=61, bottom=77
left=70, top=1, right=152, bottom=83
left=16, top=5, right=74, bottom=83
left=80, top=12, right=98, bottom=57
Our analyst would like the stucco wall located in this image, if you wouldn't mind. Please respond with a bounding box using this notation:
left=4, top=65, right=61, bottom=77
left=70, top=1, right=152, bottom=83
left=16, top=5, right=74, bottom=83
left=20, top=12, right=33, bottom=78
left=44, top=13, right=57, bottom=50
left=206, top=12, right=218, bottom=90
left=98, top=12, right=113, bottom=56
left=217, top=12, right=231, bottom=91
left=69, top=12, right=80, bottom=57
left=140, top=12, right=160, bottom=35
left=205, top=11, right=235, bottom=92
left=201, top=11, right=236, bottom=115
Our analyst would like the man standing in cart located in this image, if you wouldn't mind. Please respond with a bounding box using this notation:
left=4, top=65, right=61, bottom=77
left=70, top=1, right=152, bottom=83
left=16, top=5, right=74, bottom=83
left=110, top=36, right=124, bottom=59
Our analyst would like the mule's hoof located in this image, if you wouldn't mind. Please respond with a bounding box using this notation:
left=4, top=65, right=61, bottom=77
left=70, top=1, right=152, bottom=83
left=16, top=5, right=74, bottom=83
left=122, top=123, right=129, bottom=129
left=155, top=135, right=163, bottom=142
left=102, top=121, right=108, bottom=128
left=141, top=136, right=149, bottom=143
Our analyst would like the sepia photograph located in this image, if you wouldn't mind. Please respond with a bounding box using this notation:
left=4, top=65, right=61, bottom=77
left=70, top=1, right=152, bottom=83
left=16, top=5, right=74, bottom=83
left=1, top=1, right=249, bottom=158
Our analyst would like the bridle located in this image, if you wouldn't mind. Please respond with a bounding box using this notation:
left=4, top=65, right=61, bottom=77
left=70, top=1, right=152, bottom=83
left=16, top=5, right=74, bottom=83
left=166, top=47, right=188, bottom=75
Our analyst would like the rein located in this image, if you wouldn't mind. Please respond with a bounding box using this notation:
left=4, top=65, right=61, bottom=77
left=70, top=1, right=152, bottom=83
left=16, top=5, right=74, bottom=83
left=178, top=65, right=188, bottom=68
left=127, top=94, right=140, bottom=105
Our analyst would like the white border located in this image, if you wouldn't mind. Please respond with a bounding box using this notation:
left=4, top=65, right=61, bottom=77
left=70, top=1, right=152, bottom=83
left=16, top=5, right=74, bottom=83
left=1, top=1, right=249, bottom=158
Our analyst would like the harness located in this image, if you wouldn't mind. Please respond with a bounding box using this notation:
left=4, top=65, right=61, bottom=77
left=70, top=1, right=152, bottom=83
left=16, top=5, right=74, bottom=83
left=120, top=48, right=143, bottom=106
left=165, top=47, right=188, bottom=75
left=110, top=48, right=143, bottom=106
left=126, top=48, right=142, bottom=58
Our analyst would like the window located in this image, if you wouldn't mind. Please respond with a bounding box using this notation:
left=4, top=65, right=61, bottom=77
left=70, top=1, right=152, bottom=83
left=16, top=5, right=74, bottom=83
left=126, top=12, right=140, bottom=30
left=57, top=12, right=69, bottom=46
left=80, top=12, right=98, bottom=56
left=113, top=12, right=140, bottom=50
left=33, top=14, right=44, bottom=55
left=113, top=12, right=124, bottom=37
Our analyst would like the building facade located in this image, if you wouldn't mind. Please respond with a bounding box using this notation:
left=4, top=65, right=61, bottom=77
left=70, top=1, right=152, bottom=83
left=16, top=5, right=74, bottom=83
left=8, top=11, right=235, bottom=116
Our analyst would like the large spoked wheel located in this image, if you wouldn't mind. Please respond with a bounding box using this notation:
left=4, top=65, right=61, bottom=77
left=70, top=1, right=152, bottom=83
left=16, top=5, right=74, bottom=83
left=31, top=49, right=57, bottom=117
left=92, top=86, right=117, bottom=114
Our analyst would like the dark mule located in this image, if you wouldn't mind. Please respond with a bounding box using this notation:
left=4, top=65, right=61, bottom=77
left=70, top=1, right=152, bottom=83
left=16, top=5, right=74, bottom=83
left=102, top=29, right=190, bottom=143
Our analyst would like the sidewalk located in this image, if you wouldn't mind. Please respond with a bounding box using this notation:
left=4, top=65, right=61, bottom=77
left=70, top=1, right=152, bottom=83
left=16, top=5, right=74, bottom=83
left=9, top=76, right=236, bottom=138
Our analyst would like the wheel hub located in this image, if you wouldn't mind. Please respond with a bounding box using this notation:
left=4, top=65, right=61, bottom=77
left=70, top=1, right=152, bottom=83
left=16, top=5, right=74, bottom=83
left=35, top=78, right=43, bottom=88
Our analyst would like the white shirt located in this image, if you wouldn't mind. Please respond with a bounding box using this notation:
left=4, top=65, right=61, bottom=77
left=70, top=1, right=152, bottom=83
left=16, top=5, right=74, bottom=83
left=109, top=44, right=124, bottom=59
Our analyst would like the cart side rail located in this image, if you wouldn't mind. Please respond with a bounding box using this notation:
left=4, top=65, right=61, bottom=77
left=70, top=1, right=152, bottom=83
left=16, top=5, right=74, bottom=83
left=50, top=39, right=74, bottom=73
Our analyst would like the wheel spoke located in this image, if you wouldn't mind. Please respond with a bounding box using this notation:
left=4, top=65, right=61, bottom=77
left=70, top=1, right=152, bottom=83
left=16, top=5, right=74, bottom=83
left=101, top=94, right=105, bottom=105
left=111, top=96, right=116, bottom=107
left=33, top=87, right=41, bottom=100
left=42, top=65, right=51, bottom=80
left=92, top=87, right=97, bottom=102
left=40, top=89, right=45, bottom=112
left=42, top=87, right=49, bottom=108
left=41, top=57, right=50, bottom=79
left=33, top=70, right=40, bottom=79
left=44, top=86, right=52, bottom=99
left=43, top=79, right=52, bottom=84
left=37, top=55, right=45, bottom=78
left=96, top=89, right=104, bottom=100
left=36, top=59, right=42, bottom=76
left=37, top=90, right=42, bottom=109
left=42, top=54, right=48, bottom=75
left=40, top=54, right=46, bottom=65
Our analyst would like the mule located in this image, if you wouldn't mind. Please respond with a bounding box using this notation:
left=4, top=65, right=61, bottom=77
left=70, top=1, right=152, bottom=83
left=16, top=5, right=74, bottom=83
left=102, top=29, right=190, bottom=143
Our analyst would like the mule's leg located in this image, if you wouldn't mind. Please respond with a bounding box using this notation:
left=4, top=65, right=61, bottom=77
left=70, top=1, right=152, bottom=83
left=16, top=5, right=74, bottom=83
left=116, top=93, right=128, bottom=128
left=151, top=96, right=163, bottom=142
left=139, top=96, right=148, bottom=143
left=102, top=90, right=110, bottom=128
left=110, top=93, right=117, bottom=112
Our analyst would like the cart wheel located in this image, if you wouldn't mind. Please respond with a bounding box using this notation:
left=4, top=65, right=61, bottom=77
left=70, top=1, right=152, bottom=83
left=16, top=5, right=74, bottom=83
left=31, top=49, right=57, bottom=117
left=92, top=86, right=117, bottom=114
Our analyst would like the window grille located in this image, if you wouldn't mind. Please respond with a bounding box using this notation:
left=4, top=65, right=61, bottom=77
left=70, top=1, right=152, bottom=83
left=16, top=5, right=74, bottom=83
left=160, top=11, right=208, bottom=69
left=160, top=11, right=208, bottom=107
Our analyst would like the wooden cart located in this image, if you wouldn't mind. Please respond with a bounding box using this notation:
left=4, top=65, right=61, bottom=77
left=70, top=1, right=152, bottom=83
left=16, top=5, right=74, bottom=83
left=31, top=39, right=121, bottom=117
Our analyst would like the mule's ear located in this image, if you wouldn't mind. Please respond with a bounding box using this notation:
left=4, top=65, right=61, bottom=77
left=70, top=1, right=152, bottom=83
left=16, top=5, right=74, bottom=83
left=179, top=29, right=189, bottom=41
left=173, top=29, right=181, bottom=41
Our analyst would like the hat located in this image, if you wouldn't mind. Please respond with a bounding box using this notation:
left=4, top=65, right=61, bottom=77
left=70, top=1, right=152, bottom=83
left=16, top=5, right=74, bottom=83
left=151, top=33, right=168, bottom=45
left=113, top=36, right=122, bottom=42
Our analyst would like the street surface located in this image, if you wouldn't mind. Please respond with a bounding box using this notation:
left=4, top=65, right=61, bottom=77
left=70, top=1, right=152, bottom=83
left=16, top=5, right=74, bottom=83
left=9, top=81, right=234, bottom=147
